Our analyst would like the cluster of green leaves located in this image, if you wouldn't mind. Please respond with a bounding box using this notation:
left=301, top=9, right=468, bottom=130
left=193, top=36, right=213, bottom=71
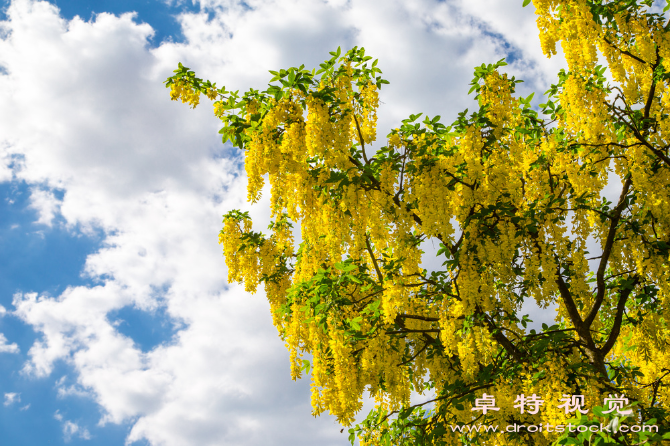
left=164, top=61, right=218, bottom=93
left=164, top=46, right=388, bottom=149
left=555, top=404, right=670, bottom=446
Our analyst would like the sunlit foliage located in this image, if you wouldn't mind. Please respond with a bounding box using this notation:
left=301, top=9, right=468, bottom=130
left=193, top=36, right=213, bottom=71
left=166, top=1, right=670, bottom=444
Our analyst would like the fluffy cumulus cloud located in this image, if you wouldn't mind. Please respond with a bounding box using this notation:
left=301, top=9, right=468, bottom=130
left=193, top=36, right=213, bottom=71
left=0, top=0, right=563, bottom=444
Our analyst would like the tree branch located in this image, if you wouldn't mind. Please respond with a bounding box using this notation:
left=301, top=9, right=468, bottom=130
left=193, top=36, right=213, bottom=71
left=396, top=314, right=440, bottom=322
left=555, top=273, right=585, bottom=333
left=602, top=36, right=647, bottom=65
left=352, top=113, right=369, bottom=164
left=584, top=176, right=632, bottom=328
left=365, top=234, right=384, bottom=283
left=387, top=329, right=441, bottom=335
left=600, top=275, right=640, bottom=356
left=643, top=47, right=661, bottom=120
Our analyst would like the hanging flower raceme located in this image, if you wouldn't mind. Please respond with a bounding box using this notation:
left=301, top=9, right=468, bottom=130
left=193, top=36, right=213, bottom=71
left=166, top=6, right=670, bottom=443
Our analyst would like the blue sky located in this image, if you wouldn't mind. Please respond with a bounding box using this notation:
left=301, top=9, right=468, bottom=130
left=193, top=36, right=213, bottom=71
left=0, top=181, right=123, bottom=443
left=0, top=0, right=199, bottom=45
left=0, top=2, right=206, bottom=443
left=0, top=0, right=573, bottom=445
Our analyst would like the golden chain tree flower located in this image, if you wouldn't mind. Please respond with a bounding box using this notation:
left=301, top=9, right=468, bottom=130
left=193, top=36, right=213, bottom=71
left=166, top=1, right=670, bottom=444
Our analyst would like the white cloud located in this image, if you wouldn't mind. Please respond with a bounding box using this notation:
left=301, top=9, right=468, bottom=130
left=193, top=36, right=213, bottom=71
left=55, top=411, right=92, bottom=442
left=56, top=376, right=94, bottom=399
left=4, top=392, right=20, bottom=406
left=28, top=187, right=61, bottom=226
left=0, top=333, right=19, bottom=354
left=63, top=420, right=91, bottom=442
left=0, top=0, right=564, bottom=445
left=4, top=393, right=29, bottom=411
left=0, top=151, right=13, bottom=182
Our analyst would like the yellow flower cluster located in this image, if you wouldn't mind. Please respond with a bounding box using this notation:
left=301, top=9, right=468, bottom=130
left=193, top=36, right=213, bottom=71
left=355, top=81, right=379, bottom=144
left=169, top=79, right=216, bottom=109
left=203, top=5, right=670, bottom=442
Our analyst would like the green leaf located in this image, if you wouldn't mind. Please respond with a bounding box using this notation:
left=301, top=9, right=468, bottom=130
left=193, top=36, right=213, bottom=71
left=301, top=359, right=311, bottom=375
left=523, top=0, right=531, bottom=6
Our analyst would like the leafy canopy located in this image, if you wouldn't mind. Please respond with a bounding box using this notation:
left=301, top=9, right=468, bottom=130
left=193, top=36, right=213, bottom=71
left=166, top=0, right=670, bottom=444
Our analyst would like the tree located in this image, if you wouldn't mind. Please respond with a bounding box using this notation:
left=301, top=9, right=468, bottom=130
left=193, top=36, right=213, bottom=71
left=165, top=1, right=670, bottom=444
